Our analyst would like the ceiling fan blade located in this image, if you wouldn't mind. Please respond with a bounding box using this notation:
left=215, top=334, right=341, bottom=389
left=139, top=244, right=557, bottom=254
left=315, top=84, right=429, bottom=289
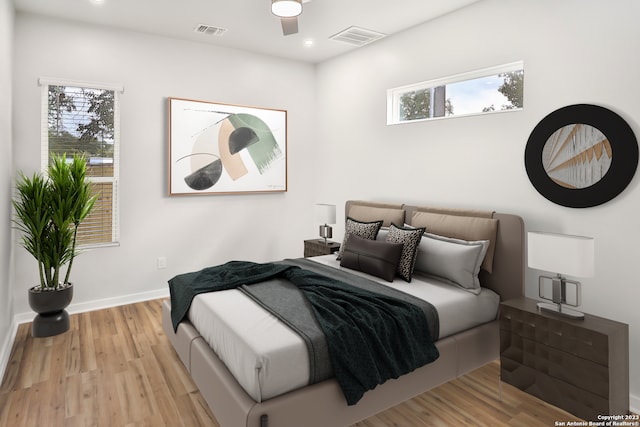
left=281, top=17, right=298, bottom=35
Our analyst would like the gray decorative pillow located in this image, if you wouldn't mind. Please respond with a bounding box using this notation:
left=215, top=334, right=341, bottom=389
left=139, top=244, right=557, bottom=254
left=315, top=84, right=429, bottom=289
left=410, top=211, right=498, bottom=273
left=336, top=217, right=383, bottom=260
left=340, top=235, right=403, bottom=282
left=413, top=233, right=489, bottom=294
left=385, top=223, right=425, bottom=282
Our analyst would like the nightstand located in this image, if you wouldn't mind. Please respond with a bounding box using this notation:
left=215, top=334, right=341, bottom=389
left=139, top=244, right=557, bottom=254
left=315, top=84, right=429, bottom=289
left=304, top=239, right=340, bottom=257
left=500, top=297, right=629, bottom=420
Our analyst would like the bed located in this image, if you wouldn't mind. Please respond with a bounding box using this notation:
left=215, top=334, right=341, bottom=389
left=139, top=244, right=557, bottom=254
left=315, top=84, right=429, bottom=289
left=162, top=200, right=524, bottom=427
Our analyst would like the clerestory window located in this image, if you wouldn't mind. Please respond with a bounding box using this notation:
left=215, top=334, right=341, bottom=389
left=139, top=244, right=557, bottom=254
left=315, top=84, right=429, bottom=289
left=387, top=61, right=524, bottom=125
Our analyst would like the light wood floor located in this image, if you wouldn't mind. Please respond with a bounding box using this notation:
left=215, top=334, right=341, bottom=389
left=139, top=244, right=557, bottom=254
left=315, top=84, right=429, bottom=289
left=1, top=299, right=587, bottom=427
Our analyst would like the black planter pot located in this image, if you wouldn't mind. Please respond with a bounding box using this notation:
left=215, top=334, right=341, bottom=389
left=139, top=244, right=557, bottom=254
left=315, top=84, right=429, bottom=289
left=28, top=284, right=73, bottom=337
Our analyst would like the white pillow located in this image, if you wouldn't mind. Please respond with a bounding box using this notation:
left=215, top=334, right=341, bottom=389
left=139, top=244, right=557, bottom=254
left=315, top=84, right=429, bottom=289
left=414, top=233, right=489, bottom=294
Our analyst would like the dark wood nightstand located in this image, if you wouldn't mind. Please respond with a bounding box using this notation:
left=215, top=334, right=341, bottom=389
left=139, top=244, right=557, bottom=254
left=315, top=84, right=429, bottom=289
left=500, top=297, right=629, bottom=420
left=304, top=239, right=340, bottom=257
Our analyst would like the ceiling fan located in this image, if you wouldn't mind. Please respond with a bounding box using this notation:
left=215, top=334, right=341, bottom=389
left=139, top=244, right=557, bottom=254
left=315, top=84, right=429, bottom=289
left=271, top=0, right=312, bottom=36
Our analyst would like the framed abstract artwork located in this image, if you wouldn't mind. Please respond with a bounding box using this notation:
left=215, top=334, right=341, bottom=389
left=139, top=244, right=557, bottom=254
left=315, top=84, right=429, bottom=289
left=524, top=104, right=638, bottom=208
left=168, top=97, right=287, bottom=195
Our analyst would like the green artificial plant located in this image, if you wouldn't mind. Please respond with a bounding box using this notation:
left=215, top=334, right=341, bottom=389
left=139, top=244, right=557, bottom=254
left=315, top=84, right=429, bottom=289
left=13, top=153, right=96, bottom=290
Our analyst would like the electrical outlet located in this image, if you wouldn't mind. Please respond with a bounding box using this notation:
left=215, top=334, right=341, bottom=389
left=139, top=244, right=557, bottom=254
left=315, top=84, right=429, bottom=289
left=157, top=257, right=167, bottom=269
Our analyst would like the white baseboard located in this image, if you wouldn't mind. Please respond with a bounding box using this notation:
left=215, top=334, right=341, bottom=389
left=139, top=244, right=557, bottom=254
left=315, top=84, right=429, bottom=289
left=2, top=287, right=170, bottom=383
left=67, top=287, right=170, bottom=316
left=631, top=394, right=640, bottom=415
left=13, top=287, right=170, bottom=325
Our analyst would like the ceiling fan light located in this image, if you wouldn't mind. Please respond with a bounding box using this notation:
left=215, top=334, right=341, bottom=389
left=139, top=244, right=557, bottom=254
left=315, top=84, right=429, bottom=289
left=271, top=0, right=302, bottom=18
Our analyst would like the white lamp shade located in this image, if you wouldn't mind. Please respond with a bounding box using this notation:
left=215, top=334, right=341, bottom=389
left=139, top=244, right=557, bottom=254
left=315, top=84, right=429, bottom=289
left=271, top=0, right=302, bottom=18
left=315, top=204, right=336, bottom=224
left=528, top=231, right=595, bottom=278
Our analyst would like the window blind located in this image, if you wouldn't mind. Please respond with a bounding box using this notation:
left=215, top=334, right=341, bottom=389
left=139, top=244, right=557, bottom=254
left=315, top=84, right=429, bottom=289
left=40, top=79, right=121, bottom=247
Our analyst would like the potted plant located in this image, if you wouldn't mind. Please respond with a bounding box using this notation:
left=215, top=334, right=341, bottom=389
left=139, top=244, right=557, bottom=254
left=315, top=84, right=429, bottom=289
left=13, top=153, right=96, bottom=337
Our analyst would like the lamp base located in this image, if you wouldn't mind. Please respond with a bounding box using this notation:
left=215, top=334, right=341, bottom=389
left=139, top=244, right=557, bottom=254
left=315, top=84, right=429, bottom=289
left=319, top=224, right=332, bottom=244
left=537, top=302, right=584, bottom=319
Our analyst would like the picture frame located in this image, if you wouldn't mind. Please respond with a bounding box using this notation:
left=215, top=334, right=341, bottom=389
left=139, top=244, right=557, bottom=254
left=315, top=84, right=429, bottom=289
left=524, top=104, right=638, bottom=208
left=168, top=97, right=287, bottom=195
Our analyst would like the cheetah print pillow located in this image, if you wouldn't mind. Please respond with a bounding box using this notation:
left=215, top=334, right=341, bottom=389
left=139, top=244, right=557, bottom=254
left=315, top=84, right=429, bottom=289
left=385, top=223, right=426, bottom=282
left=336, top=217, right=383, bottom=260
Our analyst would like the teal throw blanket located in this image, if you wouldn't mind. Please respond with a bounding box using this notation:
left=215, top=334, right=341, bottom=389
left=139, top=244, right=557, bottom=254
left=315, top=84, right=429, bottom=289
left=168, top=261, right=439, bottom=405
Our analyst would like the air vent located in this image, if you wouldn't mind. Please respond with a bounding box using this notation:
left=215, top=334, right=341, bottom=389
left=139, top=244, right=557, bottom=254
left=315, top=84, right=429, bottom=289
left=193, top=24, right=228, bottom=36
left=329, top=26, right=386, bottom=46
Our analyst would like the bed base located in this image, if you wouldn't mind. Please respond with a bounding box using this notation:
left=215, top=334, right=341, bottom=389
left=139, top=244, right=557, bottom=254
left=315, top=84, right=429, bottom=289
left=162, top=300, right=499, bottom=427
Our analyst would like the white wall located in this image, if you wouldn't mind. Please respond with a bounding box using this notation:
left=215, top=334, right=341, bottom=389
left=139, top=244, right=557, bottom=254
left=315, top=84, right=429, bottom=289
left=316, top=0, right=640, bottom=409
left=0, top=0, right=15, bottom=375
left=12, top=14, right=317, bottom=312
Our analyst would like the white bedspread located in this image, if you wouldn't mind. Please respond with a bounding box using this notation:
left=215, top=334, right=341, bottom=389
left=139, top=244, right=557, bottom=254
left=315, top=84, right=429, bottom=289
left=187, top=255, right=499, bottom=402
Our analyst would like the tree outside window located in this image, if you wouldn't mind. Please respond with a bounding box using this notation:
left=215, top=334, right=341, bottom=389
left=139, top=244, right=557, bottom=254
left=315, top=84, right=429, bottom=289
left=44, top=83, right=119, bottom=246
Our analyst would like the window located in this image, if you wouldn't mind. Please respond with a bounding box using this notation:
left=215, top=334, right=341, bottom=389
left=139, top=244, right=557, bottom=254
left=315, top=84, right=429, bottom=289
left=40, top=78, right=122, bottom=247
left=387, top=61, right=524, bottom=125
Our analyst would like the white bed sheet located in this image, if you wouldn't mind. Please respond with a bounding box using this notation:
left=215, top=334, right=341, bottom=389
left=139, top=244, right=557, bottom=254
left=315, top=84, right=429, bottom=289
left=187, top=255, right=499, bottom=402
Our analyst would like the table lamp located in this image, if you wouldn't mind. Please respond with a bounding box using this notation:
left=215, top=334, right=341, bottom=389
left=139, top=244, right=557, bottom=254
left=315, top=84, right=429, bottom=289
left=527, top=231, right=594, bottom=319
left=315, top=204, right=336, bottom=244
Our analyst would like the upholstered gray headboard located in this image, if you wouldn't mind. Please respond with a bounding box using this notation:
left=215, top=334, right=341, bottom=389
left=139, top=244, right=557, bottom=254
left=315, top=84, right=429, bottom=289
left=344, top=200, right=524, bottom=301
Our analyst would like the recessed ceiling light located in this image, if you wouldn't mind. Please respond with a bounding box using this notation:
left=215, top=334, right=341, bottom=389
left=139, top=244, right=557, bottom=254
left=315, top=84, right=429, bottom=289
left=90, top=0, right=105, bottom=5
left=303, top=39, right=314, bottom=47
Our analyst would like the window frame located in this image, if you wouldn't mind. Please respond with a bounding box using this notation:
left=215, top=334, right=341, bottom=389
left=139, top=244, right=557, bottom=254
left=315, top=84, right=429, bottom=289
left=39, top=77, right=122, bottom=248
left=386, top=61, right=524, bottom=125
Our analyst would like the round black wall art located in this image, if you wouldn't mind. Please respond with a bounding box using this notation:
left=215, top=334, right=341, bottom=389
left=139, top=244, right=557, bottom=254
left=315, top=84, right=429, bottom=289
left=524, top=104, right=638, bottom=208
